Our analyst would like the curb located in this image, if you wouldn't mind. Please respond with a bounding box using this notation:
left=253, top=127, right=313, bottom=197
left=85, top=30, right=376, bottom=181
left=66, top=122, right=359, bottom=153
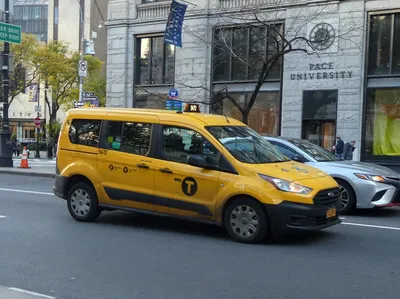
left=0, top=170, right=55, bottom=178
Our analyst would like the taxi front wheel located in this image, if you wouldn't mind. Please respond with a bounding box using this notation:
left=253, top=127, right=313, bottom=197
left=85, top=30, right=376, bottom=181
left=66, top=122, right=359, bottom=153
left=67, top=183, right=101, bottom=222
left=224, top=198, right=270, bottom=244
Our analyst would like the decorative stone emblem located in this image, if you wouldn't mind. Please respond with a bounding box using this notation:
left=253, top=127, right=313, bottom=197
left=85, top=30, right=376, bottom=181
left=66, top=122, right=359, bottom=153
left=309, top=22, right=335, bottom=51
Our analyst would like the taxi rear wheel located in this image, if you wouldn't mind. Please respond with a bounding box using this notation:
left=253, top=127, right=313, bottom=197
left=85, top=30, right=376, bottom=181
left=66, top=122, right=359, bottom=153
left=224, top=198, right=269, bottom=244
left=67, top=183, right=101, bottom=222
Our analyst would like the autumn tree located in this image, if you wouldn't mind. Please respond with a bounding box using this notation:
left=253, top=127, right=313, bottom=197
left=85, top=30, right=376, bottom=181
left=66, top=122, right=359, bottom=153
left=0, top=33, right=43, bottom=105
left=38, top=41, right=104, bottom=126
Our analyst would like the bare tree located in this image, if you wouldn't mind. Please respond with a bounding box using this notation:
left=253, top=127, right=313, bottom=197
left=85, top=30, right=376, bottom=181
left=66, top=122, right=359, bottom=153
left=173, top=1, right=363, bottom=124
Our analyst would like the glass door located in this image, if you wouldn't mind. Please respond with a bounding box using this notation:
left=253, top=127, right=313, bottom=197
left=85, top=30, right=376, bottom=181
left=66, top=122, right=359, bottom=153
left=302, top=120, right=336, bottom=151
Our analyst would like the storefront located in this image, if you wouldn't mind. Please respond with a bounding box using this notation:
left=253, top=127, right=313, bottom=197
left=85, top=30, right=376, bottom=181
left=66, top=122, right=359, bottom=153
left=106, top=0, right=399, bottom=170
left=362, top=10, right=400, bottom=170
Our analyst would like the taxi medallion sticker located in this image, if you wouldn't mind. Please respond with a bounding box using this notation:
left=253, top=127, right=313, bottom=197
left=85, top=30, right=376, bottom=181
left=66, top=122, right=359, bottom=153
left=181, top=177, right=197, bottom=196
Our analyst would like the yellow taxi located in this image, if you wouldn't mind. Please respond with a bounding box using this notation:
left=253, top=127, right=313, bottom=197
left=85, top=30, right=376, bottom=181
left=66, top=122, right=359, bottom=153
left=53, top=104, right=341, bottom=243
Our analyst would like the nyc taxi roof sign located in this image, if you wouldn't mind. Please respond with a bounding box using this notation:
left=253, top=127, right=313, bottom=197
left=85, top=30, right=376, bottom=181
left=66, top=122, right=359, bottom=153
left=184, top=103, right=200, bottom=113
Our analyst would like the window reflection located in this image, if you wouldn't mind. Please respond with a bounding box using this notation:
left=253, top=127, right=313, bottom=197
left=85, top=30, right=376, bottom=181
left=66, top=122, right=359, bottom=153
left=213, top=25, right=282, bottom=82
left=137, top=36, right=175, bottom=85
left=368, top=14, right=396, bottom=75
left=393, top=14, right=400, bottom=74
left=217, top=91, right=280, bottom=136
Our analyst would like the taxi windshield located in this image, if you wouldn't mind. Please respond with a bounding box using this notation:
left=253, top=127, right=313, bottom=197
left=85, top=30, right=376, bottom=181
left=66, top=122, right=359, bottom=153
left=206, top=126, right=290, bottom=164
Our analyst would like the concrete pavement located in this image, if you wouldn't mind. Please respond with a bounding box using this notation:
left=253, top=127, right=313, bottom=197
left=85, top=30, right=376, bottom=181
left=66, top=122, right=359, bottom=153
left=0, top=286, right=55, bottom=299
left=1, top=174, right=400, bottom=299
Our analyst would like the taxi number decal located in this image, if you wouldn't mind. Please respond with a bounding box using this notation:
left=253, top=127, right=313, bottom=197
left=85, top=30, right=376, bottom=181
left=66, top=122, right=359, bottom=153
left=181, top=177, right=197, bottom=196
left=99, top=149, right=108, bottom=155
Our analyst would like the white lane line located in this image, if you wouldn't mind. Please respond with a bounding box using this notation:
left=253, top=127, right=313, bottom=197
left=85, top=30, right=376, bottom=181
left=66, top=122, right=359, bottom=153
left=342, top=222, right=400, bottom=231
left=0, top=215, right=6, bottom=219
left=0, top=188, right=53, bottom=196
left=8, top=287, right=55, bottom=299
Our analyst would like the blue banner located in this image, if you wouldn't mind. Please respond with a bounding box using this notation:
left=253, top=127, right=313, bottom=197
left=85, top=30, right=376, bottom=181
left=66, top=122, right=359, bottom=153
left=164, top=0, right=188, bottom=48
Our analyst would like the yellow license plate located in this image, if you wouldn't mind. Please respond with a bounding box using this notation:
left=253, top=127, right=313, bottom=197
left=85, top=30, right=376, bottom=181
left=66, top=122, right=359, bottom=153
left=326, top=208, right=336, bottom=218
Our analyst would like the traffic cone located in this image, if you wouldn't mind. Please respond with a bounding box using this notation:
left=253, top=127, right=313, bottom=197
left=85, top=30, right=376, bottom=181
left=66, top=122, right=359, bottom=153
left=18, top=146, right=31, bottom=169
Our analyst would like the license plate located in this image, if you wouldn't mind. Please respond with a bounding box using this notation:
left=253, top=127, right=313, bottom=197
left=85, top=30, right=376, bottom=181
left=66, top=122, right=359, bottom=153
left=326, top=207, right=336, bottom=218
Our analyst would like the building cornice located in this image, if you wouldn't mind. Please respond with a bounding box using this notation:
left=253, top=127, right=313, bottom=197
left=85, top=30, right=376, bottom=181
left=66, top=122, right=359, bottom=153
left=107, top=0, right=341, bottom=28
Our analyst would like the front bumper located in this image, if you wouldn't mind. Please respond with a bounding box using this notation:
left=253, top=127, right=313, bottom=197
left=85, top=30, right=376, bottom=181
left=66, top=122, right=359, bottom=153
left=266, top=200, right=341, bottom=236
left=355, top=179, right=400, bottom=208
left=53, top=174, right=68, bottom=199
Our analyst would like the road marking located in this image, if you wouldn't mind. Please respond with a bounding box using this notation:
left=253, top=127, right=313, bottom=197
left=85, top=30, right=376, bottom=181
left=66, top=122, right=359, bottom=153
left=0, top=188, right=53, bottom=196
left=0, top=215, right=6, bottom=219
left=8, top=287, right=55, bottom=299
left=342, top=222, right=400, bottom=231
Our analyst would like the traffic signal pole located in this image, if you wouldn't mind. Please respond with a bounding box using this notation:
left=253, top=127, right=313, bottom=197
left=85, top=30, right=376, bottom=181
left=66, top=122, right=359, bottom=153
left=0, top=0, right=13, bottom=167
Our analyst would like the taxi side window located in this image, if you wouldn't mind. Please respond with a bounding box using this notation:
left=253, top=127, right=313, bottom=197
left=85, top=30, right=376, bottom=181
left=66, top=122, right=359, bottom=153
left=106, top=121, right=151, bottom=156
left=162, top=126, right=219, bottom=164
left=69, top=119, right=101, bottom=147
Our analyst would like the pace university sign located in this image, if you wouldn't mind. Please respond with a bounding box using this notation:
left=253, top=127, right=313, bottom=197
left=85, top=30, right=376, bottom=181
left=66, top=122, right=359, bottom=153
left=290, top=62, right=353, bottom=81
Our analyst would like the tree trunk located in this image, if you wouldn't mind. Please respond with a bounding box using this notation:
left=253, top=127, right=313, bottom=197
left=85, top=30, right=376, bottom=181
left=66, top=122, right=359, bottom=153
left=242, top=110, right=250, bottom=125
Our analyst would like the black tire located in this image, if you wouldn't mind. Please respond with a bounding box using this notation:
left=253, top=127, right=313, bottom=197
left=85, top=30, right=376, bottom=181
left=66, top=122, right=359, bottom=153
left=67, top=182, right=101, bottom=222
left=224, top=198, right=269, bottom=244
left=335, top=179, right=356, bottom=215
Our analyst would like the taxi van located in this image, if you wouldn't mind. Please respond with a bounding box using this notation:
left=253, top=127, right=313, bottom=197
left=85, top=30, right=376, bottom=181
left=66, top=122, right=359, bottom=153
left=53, top=104, right=341, bottom=243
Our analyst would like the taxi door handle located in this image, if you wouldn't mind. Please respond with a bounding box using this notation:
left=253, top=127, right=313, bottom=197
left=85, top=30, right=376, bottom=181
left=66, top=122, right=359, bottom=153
left=159, top=168, right=173, bottom=174
left=137, top=163, right=149, bottom=169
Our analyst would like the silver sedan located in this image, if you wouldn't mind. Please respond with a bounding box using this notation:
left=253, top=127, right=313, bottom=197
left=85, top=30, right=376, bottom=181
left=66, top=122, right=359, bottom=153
left=264, top=137, right=400, bottom=214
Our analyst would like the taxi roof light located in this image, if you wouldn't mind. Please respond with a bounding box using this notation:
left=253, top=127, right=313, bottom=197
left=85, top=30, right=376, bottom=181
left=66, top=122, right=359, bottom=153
left=183, top=103, right=201, bottom=113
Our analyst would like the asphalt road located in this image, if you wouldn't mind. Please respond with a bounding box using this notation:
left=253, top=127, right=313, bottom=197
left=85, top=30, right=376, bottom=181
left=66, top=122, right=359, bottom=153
left=1, top=174, right=400, bottom=299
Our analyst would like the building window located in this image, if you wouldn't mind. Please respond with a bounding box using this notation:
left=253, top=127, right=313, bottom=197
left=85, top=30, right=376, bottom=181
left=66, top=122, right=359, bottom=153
left=302, top=90, right=338, bottom=150
left=364, top=88, right=400, bottom=160
left=215, top=91, right=281, bottom=136
left=105, top=121, right=152, bottom=156
left=212, top=24, right=283, bottom=82
left=136, top=36, right=175, bottom=85
left=368, top=13, right=400, bottom=75
left=135, top=93, right=167, bottom=109
left=68, top=119, right=101, bottom=147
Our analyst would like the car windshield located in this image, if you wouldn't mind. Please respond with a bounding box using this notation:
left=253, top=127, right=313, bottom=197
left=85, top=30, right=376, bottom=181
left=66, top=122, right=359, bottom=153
left=289, top=139, right=341, bottom=162
left=206, top=126, right=290, bottom=164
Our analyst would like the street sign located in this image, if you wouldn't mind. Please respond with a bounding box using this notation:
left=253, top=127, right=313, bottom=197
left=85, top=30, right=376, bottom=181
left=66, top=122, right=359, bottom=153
left=0, top=22, right=21, bottom=44
left=33, top=117, right=41, bottom=128
left=83, top=91, right=95, bottom=97
left=165, top=99, right=182, bottom=111
left=168, top=89, right=178, bottom=100
left=34, top=105, right=41, bottom=112
left=78, top=60, right=88, bottom=77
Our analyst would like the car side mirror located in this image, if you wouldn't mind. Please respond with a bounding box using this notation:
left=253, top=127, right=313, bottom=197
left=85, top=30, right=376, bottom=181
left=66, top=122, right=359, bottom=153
left=188, top=154, right=218, bottom=170
left=292, top=155, right=306, bottom=163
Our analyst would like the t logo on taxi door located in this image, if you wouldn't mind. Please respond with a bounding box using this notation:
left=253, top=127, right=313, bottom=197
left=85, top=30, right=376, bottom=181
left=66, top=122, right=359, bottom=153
left=182, top=177, right=197, bottom=196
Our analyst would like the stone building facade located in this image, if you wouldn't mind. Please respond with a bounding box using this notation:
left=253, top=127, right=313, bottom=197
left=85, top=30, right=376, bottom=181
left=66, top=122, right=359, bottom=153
left=106, top=0, right=400, bottom=170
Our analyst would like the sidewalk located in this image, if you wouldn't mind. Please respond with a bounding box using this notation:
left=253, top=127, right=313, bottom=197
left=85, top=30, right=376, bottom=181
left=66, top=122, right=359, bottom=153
left=0, top=166, right=55, bottom=178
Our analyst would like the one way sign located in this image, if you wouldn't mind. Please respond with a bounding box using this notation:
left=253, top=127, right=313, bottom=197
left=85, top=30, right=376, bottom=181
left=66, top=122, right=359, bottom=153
left=79, top=60, right=88, bottom=77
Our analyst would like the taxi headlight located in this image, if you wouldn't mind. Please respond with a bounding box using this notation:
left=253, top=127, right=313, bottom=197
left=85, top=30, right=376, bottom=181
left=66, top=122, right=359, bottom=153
left=354, top=173, right=386, bottom=183
left=259, top=174, right=313, bottom=194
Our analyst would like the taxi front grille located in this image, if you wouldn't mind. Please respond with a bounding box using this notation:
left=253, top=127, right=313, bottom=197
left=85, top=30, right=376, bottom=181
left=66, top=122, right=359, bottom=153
left=313, top=188, right=340, bottom=206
